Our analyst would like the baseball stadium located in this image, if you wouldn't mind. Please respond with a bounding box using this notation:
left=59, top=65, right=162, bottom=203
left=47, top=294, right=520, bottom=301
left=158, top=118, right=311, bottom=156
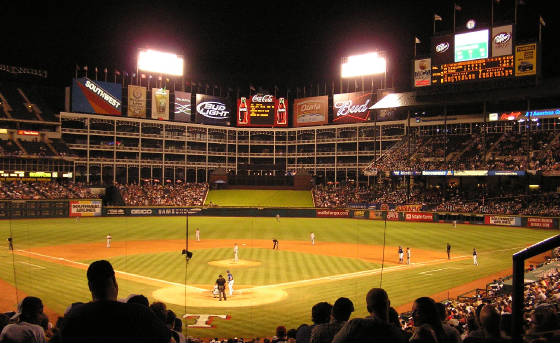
left=1, top=2, right=560, bottom=343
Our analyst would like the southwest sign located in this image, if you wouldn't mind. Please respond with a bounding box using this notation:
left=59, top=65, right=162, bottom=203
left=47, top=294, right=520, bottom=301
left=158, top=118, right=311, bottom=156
left=72, top=78, right=122, bottom=115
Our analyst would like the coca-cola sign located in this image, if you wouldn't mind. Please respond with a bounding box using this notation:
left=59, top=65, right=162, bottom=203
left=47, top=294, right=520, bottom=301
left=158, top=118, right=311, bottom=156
left=332, top=92, right=373, bottom=124
left=252, top=94, right=274, bottom=102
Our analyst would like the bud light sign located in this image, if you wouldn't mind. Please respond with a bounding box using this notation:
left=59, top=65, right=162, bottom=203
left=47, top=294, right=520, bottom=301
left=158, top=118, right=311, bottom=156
left=332, top=92, right=373, bottom=124
left=195, top=94, right=232, bottom=126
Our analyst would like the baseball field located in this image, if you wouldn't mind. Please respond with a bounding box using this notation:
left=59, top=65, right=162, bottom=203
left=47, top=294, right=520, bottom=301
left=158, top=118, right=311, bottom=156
left=0, top=191, right=556, bottom=339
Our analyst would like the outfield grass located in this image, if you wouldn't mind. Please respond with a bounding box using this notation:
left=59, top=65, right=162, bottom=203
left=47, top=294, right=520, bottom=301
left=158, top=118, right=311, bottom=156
left=205, top=190, right=314, bottom=207
left=0, top=216, right=555, bottom=339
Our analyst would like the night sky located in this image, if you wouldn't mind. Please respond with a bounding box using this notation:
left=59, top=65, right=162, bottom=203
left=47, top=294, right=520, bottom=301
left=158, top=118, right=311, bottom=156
left=2, top=0, right=556, bottom=92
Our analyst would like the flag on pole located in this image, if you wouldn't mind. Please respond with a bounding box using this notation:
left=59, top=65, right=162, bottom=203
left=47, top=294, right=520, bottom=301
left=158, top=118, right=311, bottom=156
left=415, top=37, right=421, bottom=44
left=434, top=14, right=442, bottom=21
left=454, top=3, right=462, bottom=11
left=540, top=16, right=546, bottom=27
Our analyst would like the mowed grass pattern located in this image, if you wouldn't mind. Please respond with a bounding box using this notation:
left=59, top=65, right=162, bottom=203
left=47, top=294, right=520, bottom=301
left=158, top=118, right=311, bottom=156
left=205, top=190, right=314, bottom=207
left=0, top=216, right=556, bottom=338
left=96, top=249, right=380, bottom=286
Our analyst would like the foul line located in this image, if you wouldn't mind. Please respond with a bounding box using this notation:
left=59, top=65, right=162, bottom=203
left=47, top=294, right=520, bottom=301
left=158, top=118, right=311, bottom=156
left=16, top=249, right=206, bottom=292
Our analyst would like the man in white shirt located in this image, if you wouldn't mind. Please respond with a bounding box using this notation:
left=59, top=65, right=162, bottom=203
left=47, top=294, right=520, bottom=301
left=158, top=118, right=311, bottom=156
left=106, top=234, right=112, bottom=248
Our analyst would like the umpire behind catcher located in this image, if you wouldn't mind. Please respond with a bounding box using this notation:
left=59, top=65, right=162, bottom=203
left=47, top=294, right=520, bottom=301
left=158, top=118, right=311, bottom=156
left=216, top=274, right=227, bottom=301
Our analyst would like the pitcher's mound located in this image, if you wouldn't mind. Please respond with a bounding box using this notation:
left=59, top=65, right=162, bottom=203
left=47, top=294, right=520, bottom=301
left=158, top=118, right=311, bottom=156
left=153, top=285, right=287, bottom=307
left=208, top=259, right=261, bottom=268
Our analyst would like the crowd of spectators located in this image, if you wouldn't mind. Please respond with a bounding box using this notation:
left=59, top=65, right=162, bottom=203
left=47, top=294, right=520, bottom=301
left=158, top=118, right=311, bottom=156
left=116, top=182, right=208, bottom=206
left=313, top=182, right=560, bottom=217
left=0, top=181, right=95, bottom=200
left=366, top=130, right=560, bottom=174
left=1, top=258, right=558, bottom=342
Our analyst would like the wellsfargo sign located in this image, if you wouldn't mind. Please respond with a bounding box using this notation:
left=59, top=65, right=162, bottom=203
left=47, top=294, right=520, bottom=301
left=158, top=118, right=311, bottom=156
left=316, top=209, right=350, bottom=218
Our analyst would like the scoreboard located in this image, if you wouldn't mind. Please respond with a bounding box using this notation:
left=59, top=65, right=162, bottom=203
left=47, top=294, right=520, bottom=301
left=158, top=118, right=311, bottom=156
left=414, top=25, right=536, bottom=88
left=431, top=55, right=514, bottom=85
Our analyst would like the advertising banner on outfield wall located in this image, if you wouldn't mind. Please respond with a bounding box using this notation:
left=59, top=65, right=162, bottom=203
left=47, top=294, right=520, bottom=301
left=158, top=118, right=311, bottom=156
left=151, top=88, right=170, bottom=120
left=332, top=92, right=373, bottom=124
left=352, top=210, right=368, bottom=219
left=396, top=204, right=423, bottom=212
left=527, top=217, right=555, bottom=229
left=405, top=212, right=434, bottom=222
left=127, top=85, right=147, bottom=118
left=369, top=211, right=385, bottom=220
left=72, top=78, right=122, bottom=115
left=484, top=215, right=521, bottom=226
left=386, top=211, right=400, bottom=221
left=173, top=91, right=192, bottom=122
left=69, top=200, right=102, bottom=217
left=293, top=96, right=328, bottom=127
left=316, top=209, right=350, bottom=218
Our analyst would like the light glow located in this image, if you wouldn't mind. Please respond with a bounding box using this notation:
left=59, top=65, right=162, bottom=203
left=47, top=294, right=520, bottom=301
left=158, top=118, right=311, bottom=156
left=137, top=49, right=184, bottom=76
left=341, top=52, right=386, bottom=78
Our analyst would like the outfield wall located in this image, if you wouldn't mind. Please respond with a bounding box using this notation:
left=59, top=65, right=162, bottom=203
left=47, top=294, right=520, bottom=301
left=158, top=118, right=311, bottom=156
left=1, top=200, right=558, bottom=229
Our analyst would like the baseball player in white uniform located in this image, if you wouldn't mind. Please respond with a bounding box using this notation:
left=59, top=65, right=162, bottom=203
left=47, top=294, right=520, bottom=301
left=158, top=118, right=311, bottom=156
left=473, top=248, right=478, bottom=266
left=310, top=232, right=315, bottom=245
left=227, top=270, right=234, bottom=296
left=195, top=228, right=200, bottom=241
left=106, top=234, right=112, bottom=248
left=406, top=247, right=411, bottom=264
left=234, top=243, right=239, bottom=263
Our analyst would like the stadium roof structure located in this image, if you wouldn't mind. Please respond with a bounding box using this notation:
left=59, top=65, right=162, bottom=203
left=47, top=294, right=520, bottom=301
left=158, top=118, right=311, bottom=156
left=371, top=77, right=560, bottom=110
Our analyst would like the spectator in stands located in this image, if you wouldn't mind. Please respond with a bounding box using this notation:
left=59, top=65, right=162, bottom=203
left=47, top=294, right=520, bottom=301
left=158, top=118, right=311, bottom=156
left=463, top=304, right=507, bottom=343
left=0, top=296, right=46, bottom=343
left=436, top=302, right=461, bottom=343
left=173, top=317, right=186, bottom=343
left=411, top=297, right=459, bottom=343
left=272, top=326, right=288, bottom=343
left=310, top=297, right=354, bottom=343
left=126, top=294, right=149, bottom=308
left=525, top=304, right=559, bottom=342
left=60, top=260, right=169, bottom=343
left=332, top=288, right=404, bottom=343
left=0, top=313, right=9, bottom=334
left=165, top=309, right=181, bottom=343
left=287, top=328, right=298, bottom=343
left=296, top=302, right=332, bottom=343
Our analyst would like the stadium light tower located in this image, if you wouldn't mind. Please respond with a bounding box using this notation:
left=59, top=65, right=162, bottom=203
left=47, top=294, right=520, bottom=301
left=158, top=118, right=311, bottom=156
left=137, top=49, right=184, bottom=76
left=341, top=52, right=387, bottom=89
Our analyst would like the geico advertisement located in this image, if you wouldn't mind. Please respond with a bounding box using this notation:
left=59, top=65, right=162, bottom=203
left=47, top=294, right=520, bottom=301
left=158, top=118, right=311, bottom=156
left=69, top=200, right=102, bottom=217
